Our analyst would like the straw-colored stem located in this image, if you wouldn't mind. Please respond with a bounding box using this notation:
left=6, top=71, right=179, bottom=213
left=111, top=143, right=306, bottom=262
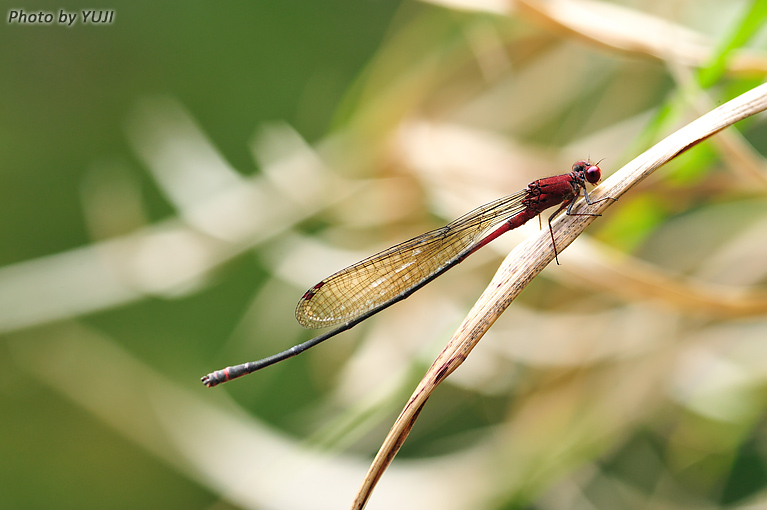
left=351, top=81, right=767, bottom=509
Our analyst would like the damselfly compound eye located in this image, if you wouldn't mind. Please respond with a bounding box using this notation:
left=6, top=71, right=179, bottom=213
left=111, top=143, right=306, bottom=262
left=584, top=164, right=601, bottom=184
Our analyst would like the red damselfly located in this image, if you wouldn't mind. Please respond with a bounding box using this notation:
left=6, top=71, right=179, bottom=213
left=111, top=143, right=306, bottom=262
left=202, top=160, right=615, bottom=387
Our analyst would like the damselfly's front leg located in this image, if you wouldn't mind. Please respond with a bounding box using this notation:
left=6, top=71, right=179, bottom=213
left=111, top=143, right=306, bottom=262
left=566, top=185, right=618, bottom=216
left=548, top=186, right=617, bottom=264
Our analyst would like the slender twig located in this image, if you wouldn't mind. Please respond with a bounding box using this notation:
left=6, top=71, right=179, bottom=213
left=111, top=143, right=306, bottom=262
left=351, top=81, right=767, bottom=509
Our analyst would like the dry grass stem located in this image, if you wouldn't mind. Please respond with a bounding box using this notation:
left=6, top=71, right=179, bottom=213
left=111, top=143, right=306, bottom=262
left=515, top=0, right=767, bottom=75
left=351, top=81, right=767, bottom=509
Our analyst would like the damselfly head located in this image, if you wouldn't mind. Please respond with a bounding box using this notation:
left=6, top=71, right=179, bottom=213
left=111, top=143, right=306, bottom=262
left=573, top=160, right=602, bottom=185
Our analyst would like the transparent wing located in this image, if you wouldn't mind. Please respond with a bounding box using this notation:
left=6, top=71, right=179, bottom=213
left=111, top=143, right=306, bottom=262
left=296, top=189, right=529, bottom=328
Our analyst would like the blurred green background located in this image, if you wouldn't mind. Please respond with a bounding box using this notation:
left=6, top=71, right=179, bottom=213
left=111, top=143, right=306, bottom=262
left=2, top=1, right=767, bottom=509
